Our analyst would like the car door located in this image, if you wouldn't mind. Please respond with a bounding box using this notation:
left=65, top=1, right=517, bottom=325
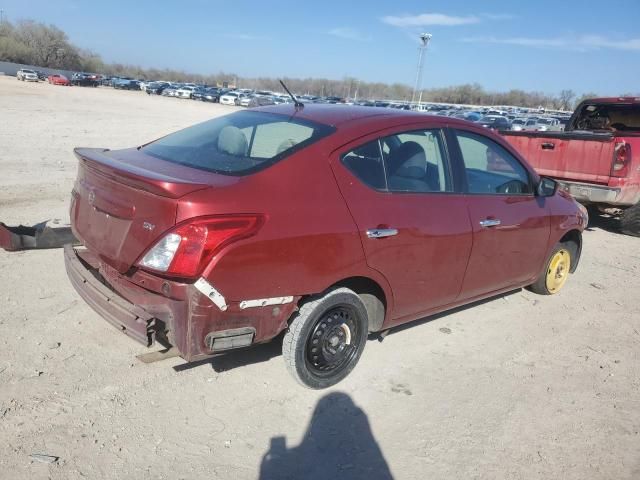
left=330, top=127, right=473, bottom=324
left=448, top=128, right=550, bottom=301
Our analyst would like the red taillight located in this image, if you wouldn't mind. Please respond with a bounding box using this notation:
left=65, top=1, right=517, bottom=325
left=137, top=215, right=263, bottom=279
left=611, top=142, right=631, bottom=178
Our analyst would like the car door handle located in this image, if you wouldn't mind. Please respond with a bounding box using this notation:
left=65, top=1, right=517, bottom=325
left=366, top=228, right=398, bottom=239
left=541, top=142, right=555, bottom=150
left=479, top=219, right=501, bottom=228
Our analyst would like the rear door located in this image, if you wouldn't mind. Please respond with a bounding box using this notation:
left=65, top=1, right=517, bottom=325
left=449, top=129, right=550, bottom=300
left=330, top=126, right=473, bottom=324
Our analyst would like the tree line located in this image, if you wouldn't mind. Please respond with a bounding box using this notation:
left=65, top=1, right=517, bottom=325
left=0, top=17, right=617, bottom=109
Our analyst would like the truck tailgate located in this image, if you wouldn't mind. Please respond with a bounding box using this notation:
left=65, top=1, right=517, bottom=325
left=502, top=131, right=615, bottom=184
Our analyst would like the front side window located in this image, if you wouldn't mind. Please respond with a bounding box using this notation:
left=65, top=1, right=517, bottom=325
left=143, top=111, right=334, bottom=175
left=454, top=130, right=532, bottom=195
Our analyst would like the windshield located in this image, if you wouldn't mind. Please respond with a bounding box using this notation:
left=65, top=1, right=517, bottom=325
left=142, top=111, right=335, bottom=176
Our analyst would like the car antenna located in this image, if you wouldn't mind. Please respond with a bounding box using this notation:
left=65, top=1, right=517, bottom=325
left=279, top=79, right=304, bottom=108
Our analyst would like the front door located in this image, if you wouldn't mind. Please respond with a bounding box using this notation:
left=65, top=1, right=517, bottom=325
left=449, top=128, right=551, bottom=300
left=330, top=127, right=473, bottom=324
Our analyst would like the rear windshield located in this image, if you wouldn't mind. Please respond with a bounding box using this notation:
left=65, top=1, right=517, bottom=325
left=142, top=111, right=335, bottom=175
left=572, top=103, right=640, bottom=132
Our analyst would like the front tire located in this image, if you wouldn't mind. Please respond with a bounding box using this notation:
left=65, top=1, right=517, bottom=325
left=283, top=288, right=368, bottom=389
left=529, top=242, right=574, bottom=295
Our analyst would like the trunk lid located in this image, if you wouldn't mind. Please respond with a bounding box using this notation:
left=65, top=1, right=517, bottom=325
left=502, top=131, right=616, bottom=184
left=71, top=147, right=213, bottom=273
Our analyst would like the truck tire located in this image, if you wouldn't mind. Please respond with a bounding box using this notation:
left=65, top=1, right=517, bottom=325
left=528, top=242, right=576, bottom=295
left=621, top=203, right=640, bottom=237
left=283, top=287, right=368, bottom=389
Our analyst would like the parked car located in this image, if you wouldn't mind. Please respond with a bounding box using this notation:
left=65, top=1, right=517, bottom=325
left=219, top=91, right=242, bottom=105
left=190, top=87, right=208, bottom=101
left=247, top=96, right=276, bottom=108
left=200, top=88, right=222, bottom=103
left=17, top=69, right=39, bottom=82
left=239, top=94, right=255, bottom=107
left=476, top=115, right=511, bottom=130
left=175, top=86, right=197, bottom=99
left=113, top=79, right=141, bottom=90
left=272, top=96, right=291, bottom=105
left=535, top=118, right=562, bottom=132
left=161, top=84, right=182, bottom=97
left=510, top=118, right=528, bottom=131
left=146, top=82, right=170, bottom=95
left=47, top=74, right=71, bottom=86
left=34, top=70, right=47, bottom=81
left=66, top=105, right=586, bottom=389
left=502, top=97, right=640, bottom=236
left=72, top=73, right=100, bottom=87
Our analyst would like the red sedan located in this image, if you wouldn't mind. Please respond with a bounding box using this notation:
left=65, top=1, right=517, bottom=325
left=48, top=74, right=70, bottom=86
left=65, top=104, right=587, bottom=388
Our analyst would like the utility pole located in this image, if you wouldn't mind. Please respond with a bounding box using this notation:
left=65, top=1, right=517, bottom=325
left=410, top=33, right=432, bottom=107
left=0, top=10, right=5, bottom=25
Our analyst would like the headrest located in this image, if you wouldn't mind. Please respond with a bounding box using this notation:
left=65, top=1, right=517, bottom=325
left=218, top=126, right=248, bottom=156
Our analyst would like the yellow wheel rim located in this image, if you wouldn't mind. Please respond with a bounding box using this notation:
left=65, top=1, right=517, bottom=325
left=545, top=249, right=570, bottom=294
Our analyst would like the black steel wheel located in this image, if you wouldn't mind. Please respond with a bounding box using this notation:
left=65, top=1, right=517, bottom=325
left=283, top=288, right=368, bottom=389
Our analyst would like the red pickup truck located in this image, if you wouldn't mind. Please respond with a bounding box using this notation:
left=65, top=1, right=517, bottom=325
left=501, top=97, right=640, bottom=236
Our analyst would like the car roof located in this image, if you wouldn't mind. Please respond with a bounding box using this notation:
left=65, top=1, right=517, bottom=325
left=255, top=103, right=429, bottom=127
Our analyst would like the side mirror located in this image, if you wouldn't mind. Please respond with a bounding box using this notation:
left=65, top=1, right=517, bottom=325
left=537, top=177, right=558, bottom=197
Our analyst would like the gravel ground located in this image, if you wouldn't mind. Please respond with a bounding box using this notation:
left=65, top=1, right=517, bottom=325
left=0, top=76, right=639, bottom=480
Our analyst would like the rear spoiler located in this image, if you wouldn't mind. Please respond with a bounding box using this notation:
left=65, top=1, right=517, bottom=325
left=0, top=220, right=79, bottom=251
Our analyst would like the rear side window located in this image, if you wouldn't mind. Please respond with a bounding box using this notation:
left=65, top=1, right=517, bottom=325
left=143, top=111, right=334, bottom=175
left=454, top=130, right=532, bottom=195
left=341, top=140, right=386, bottom=190
left=340, top=129, right=452, bottom=193
left=382, top=130, right=451, bottom=193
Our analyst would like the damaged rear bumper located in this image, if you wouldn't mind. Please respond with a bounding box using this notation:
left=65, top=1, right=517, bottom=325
left=0, top=221, right=79, bottom=251
left=64, top=245, right=156, bottom=346
left=63, top=245, right=299, bottom=362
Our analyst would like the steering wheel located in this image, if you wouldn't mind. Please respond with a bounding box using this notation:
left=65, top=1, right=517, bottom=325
left=496, top=179, right=524, bottom=194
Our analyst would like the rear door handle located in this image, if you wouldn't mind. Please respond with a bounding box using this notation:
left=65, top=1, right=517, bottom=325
left=366, top=228, right=398, bottom=239
left=479, top=219, right=501, bottom=228
left=541, top=142, right=555, bottom=150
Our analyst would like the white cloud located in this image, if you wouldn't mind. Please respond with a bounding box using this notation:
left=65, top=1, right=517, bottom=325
left=460, top=35, right=640, bottom=51
left=382, top=13, right=480, bottom=27
left=327, top=27, right=371, bottom=42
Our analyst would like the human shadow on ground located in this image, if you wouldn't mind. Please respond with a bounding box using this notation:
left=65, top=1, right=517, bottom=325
left=258, top=392, right=393, bottom=480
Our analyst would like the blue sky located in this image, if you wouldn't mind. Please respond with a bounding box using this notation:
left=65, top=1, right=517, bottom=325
left=2, top=0, right=640, bottom=95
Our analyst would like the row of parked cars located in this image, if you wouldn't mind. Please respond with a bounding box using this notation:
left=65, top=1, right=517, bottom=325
left=421, top=107, right=570, bottom=132
left=18, top=69, right=572, bottom=130
left=141, top=81, right=295, bottom=107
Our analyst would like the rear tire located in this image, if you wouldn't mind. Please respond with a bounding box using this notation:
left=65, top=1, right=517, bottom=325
left=621, top=202, right=640, bottom=237
left=283, top=288, right=368, bottom=389
left=529, top=242, right=574, bottom=295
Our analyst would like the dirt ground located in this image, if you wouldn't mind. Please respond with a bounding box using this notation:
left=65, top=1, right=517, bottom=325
left=1, top=76, right=639, bottom=480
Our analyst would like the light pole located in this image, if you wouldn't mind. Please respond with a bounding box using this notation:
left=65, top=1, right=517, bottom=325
left=411, top=33, right=432, bottom=107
